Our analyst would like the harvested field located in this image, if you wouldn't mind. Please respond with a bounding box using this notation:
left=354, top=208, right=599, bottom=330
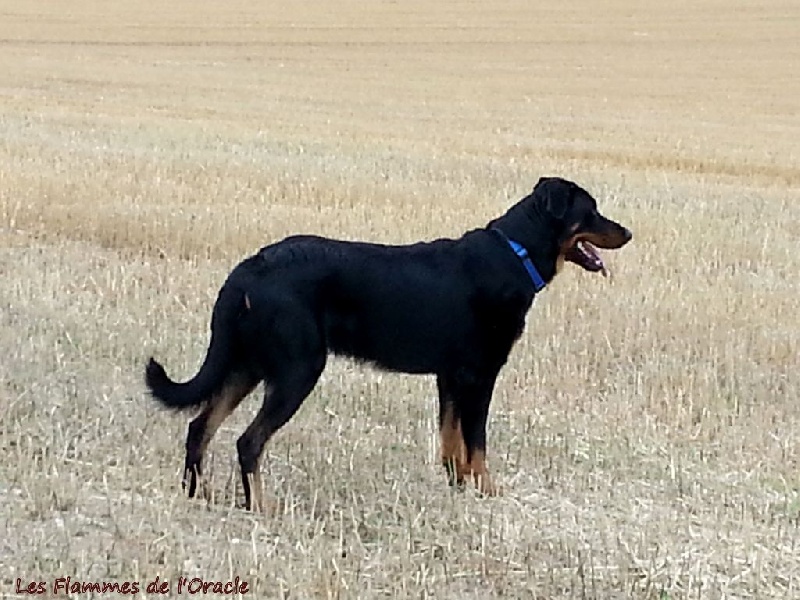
left=1, top=1, right=798, bottom=598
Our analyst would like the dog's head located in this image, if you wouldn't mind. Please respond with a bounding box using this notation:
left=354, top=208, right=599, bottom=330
left=533, top=177, right=632, bottom=275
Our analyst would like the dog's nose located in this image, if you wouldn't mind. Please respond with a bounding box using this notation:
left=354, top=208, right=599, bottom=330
left=622, top=227, right=633, bottom=242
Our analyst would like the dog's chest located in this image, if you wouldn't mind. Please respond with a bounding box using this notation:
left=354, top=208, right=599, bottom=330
left=472, top=290, right=532, bottom=346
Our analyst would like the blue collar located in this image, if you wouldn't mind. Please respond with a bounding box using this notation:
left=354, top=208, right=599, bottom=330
left=492, top=229, right=546, bottom=292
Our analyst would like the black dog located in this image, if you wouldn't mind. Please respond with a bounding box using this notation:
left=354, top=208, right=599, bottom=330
left=145, top=177, right=632, bottom=510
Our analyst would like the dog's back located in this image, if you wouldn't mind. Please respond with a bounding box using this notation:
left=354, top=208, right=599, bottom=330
left=230, top=231, right=516, bottom=374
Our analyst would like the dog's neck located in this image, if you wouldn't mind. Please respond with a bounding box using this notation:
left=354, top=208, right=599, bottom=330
left=490, top=227, right=547, bottom=291
left=487, top=201, right=562, bottom=285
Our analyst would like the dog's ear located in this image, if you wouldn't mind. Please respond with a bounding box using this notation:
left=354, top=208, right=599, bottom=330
left=534, top=177, right=571, bottom=220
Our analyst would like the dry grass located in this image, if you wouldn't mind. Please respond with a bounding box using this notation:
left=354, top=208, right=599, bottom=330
left=1, top=0, right=799, bottom=598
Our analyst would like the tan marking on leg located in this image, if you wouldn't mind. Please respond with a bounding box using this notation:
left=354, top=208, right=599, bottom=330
left=202, top=379, right=252, bottom=449
left=246, top=465, right=278, bottom=514
left=196, top=377, right=255, bottom=498
left=440, top=403, right=467, bottom=483
left=247, top=470, right=264, bottom=512
left=467, top=450, right=499, bottom=496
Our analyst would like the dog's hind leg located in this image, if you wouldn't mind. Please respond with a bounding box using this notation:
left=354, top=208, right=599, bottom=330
left=184, top=372, right=258, bottom=499
left=437, top=375, right=467, bottom=488
left=236, top=354, right=326, bottom=511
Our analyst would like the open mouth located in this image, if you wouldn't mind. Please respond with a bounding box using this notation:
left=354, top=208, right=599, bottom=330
left=564, top=240, right=608, bottom=277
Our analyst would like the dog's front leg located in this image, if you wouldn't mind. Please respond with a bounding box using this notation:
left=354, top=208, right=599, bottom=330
left=457, top=372, right=500, bottom=497
left=437, top=375, right=468, bottom=487
left=465, top=449, right=498, bottom=496
left=439, top=370, right=501, bottom=496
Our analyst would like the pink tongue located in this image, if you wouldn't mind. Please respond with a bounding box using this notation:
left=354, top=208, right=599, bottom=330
left=582, top=242, right=608, bottom=277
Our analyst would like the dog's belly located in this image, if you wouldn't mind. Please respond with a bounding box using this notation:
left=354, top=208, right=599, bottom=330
left=323, top=297, right=469, bottom=374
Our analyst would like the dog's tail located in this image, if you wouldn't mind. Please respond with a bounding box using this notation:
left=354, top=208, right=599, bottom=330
left=145, top=284, right=247, bottom=410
